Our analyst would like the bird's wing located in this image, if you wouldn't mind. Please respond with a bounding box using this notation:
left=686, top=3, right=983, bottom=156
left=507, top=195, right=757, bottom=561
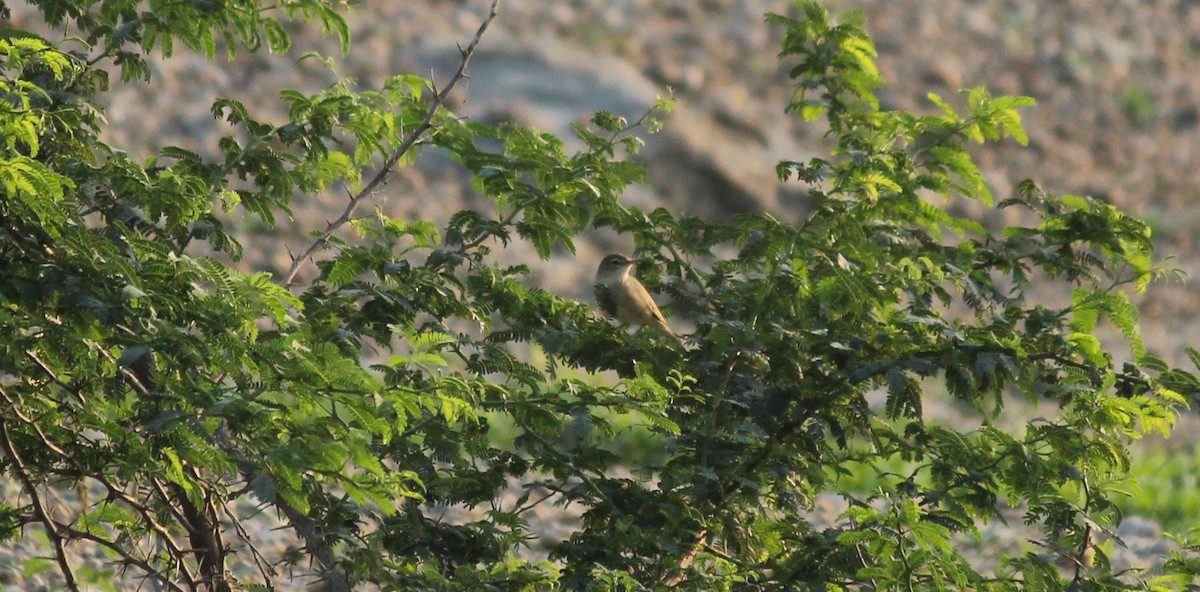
left=624, top=279, right=668, bottom=324
left=628, top=280, right=684, bottom=345
left=593, top=282, right=618, bottom=320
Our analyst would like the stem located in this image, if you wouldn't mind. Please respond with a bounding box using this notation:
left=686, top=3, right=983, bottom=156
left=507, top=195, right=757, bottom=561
left=217, top=433, right=351, bottom=592
left=0, top=386, right=199, bottom=588
left=0, top=414, right=80, bottom=592
left=59, top=527, right=190, bottom=592
left=282, top=0, right=501, bottom=287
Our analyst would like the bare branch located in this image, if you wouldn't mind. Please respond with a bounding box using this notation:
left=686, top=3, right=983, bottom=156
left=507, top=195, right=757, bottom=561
left=25, top=350, right=85, bottom=403
left=212, top=424, right=352, bottom=592
left=60, top=527, right=190, bottom=592
left=0, top=414, right=80, bottom=592
left=222, top=501, right=277, bottom=589
left=0, top=386, right=199, bottom=589
left=282, top=0, right=501, bottom=287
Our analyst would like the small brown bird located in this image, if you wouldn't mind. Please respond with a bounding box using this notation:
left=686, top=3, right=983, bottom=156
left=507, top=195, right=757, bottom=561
left=593, top=253, right=683, bottom=345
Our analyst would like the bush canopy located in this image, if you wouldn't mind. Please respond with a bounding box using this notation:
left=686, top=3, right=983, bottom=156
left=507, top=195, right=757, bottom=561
left=2, top=0, right=1199, bottom=590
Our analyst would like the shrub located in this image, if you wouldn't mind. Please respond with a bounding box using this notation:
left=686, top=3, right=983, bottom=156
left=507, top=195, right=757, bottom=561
left=1, top=1, right=1197, bottom=590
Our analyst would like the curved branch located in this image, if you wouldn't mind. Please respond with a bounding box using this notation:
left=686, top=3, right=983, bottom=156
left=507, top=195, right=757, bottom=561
left=60, top=527, right=189, bottom=592
left=1, top=386, right=200, bottom=590
left=0, top=413, right=80, bottom=592
left=282, top=0, right=501, bottom=287
left=213, top=420, right=351, bottom=592
left=222, top=501, right=277, bottom=589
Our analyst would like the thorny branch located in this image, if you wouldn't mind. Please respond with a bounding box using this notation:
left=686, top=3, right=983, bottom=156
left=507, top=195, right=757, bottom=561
left=0, top=412, right=80, bottom=592
left=1, top=386, right=201, bottom=589
left=175, top=467, right=231, bottom=592
left=222, top=501, right=277, bottom=589
left=60, top=527, right=190, bottom=592
left=282, top=0, right=502, bottom=287
left=272, top=485, right=351, bottom=592
left=215, top=423, right=353, bottom=592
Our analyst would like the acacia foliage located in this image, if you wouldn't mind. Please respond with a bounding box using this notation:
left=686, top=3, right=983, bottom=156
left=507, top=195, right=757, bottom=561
left=2, top=0, right=1199, bottom=590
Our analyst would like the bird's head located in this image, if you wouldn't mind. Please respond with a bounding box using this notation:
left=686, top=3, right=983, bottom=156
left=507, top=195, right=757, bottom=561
left=595, top=253, right=640, bottom=285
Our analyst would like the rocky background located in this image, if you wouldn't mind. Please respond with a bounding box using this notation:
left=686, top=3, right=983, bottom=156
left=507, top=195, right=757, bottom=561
left=27, top=0, right=1195, bottom=362
left=4, top=0, right=1200, bottom=588
left=8, top=0, right=1196, bottom=346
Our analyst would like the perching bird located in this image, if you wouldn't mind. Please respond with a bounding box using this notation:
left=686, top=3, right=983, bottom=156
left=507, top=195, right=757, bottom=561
left=593, top=253, right=683, bottom=346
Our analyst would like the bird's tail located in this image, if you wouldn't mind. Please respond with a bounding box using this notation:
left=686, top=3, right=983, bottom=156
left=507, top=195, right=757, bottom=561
left=657, top=320, right=686, bottom=348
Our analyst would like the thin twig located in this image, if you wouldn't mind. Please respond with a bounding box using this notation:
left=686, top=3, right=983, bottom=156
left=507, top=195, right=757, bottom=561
left=0, top=415, right=80, bottom=592
left=25, top=350, right=85, bottom=403
left=282, top=0, right=501, bottom=287
left=222, top=500, right=277, bottom=589
left=60, top=527, right=190, bottom=592
left=0, top=386, right=200, bottom=589
left=511, top=486, right=558, bottom=515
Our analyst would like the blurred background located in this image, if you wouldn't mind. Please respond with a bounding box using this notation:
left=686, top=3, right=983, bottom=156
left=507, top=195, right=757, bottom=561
left=7, top=0, right=1200, bottom=570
